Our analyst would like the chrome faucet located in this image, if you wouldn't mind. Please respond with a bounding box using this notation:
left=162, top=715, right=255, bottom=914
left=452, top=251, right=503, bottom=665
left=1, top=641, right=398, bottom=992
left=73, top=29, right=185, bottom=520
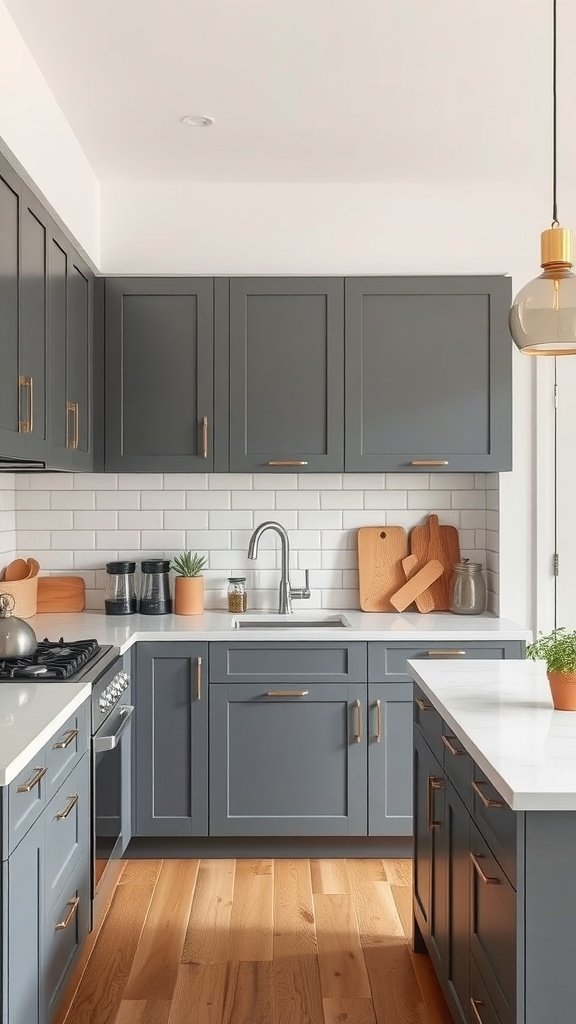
left=247, top=521, right=310, bottom=614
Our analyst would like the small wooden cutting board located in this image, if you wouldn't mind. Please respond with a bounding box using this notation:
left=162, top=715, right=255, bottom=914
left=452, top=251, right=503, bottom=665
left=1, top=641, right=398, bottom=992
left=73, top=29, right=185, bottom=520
left=37, top=577, right=86, bottom=613
left=409, top=514, right=461, bottom=611
left=390, top=559, right=444, bottom=613
left=358, top=526, right=409, bottom=611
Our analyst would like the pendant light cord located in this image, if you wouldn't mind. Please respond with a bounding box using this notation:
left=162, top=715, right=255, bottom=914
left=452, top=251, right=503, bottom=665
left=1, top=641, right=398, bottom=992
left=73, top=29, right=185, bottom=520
left=552, top=0, right=559, bottom=226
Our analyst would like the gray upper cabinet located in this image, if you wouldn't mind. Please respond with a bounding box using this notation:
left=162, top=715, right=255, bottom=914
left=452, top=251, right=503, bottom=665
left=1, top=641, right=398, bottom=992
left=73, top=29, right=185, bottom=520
left=345, top=276, right=512, bottom=472
left=228, top=277, right=344, bottom=472
left=20, top=187, right=49, bottom=460
left=134, top=642, right=209, bottom=837
left=105, top=278, right=214, bottom=471
left=0, top=155, right=22, bottom=459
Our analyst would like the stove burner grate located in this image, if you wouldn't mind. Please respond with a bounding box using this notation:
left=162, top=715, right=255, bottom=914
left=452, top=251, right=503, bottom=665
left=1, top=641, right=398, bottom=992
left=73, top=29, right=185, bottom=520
left=0, top=638, right=101, bottom=680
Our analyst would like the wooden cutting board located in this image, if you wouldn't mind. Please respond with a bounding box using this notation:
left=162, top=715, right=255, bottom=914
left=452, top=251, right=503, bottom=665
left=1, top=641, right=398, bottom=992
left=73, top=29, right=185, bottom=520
left=390, top=559, right=444, bottom=613
left=409, top=514, right=461, bottom=610
left=37, top=577, right=86, bottom=613
left=358, top=526, right=408, bottom=611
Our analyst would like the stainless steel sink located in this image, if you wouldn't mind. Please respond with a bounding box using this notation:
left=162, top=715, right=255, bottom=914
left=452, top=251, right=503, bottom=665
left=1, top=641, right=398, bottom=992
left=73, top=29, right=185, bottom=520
left=231, top=614, right=351, bottom=630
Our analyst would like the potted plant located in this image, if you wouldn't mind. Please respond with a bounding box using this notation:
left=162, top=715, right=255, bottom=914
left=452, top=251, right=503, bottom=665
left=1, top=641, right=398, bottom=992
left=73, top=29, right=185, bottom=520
left=171, top=551, right=207, bottom=615
left=527, top=627, right=576, bottom=711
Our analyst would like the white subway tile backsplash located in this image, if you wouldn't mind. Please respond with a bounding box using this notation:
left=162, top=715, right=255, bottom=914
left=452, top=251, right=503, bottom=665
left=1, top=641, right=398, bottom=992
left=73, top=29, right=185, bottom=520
left=386, top=473, right=429, bottom=489
left=254, top=474, right=297, bottom=489
left=96, top=530, right=139, bottom=549
left=299, top=510, right=342, bottom=529
left=430, top=474, right=475, bottom=489
left=232, top=491, right=275, bottom=510
left=343, top=474, right=385, bottom=490
left=142, top=490, right=185, bottom=510
left=363, top=491, right=407, bottom=509
left=74, top=474, right=116, bottom=490
left=186, top=530, right=231, bottom=550
left=209, top=510, right=253, bottom=530
left=52, top=491, right=96, bottom=510
left=408, top=491, right=451, bottom=509
left=97, top=490, right=139, bottom=510
left=16, top=530, right=52, bottom=549
left=16, top=491, right=51, bottom=510
left=74, top=510, right=118, bottom=530
left=186, top=491, right=229, bottom=510
left=18, top=510, right=74, bottom=531
left=320, top=491, right=363, bottom=510
left=276, top=491, right=319, bottom=510
left=451, top=490, right=486, bottom=510
left=209, top=474, right=251, bottom=490
left=298, top=473, right=342, bottom=490
left=118, top=510, right=163, bottom=530
left=163, top=511, right=208, bottom=530
left=140, top=530, right=185, bottom=550
left=53, top=530, right=96, bottom=549
left=460, top=510, right=486, bottom=530
left=118, top=473, right=162, bottom=490
left=30, top=473, right=73, bottom=490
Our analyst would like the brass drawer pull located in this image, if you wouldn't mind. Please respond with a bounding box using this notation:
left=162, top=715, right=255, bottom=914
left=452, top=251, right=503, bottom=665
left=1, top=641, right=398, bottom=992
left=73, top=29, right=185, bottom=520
left=201, top=416, right=208, bottom=459
left=470, top=998, right=486, bottom=1024
left=55, top=794, right=79, bottom=820
left=266, top=460, right=309, bottom=467
left=17, top=766, right=47, bottom=793
left=410, top=459, right=449, bottom=466
left=470, top=852, right=500, bottom=885
left=266, top=689, right=309, bottom=697
left=442, top=735, right=463, bottom=757
left=472, top=780, right=505, bottom=809
left=73, top=401, right=80, bottom=449
left=427, top=775, right=445, bottom=831
left=18, top=375, right=33, bottom=433
left=53, top=728, right=79, bottom=750
left=195, top=657, right=202, bottom=700
left=427, top=650, right=467, bottom=657
left=415, top=696, right=431, bottom=712
left=353, top=699, right=362, bottom=743
left=55, top=895, right=80, bottom=931
left=374, top=699, right=382, bottom=743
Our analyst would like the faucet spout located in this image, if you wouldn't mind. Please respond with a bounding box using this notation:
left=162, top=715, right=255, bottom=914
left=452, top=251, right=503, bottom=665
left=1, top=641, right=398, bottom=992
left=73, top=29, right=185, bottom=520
left=247, top=520, right=300, bottom=614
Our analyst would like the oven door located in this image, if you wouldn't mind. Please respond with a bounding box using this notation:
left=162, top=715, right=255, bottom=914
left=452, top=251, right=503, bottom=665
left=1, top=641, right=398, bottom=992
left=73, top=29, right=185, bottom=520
left=92, top=696, right=133, bottom=923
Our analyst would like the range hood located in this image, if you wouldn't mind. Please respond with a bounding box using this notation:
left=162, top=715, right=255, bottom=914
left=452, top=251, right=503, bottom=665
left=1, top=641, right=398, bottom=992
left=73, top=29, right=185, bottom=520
left=0, top=457, right=46, bottom=472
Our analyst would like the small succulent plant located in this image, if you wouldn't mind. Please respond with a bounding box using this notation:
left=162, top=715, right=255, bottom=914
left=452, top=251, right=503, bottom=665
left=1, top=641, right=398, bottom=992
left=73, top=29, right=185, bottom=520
left=171, top=551, right=207, bottom=578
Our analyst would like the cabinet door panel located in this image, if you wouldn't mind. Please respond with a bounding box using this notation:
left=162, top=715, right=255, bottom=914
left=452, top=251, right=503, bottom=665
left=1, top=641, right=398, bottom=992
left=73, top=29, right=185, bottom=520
left=105, top=278, right=214, bottom=471
left=47, top=232, right=69, bottom=461
left=368, top=682, right=413, bottom=836
left=444, top=783, right=470, bottom=1024
left=6, top=814, right=44, bottom=1024
left=469, top=823, right=516, bottom=1023
left=0, top=157, right=24, bottom=456
left=20, top=189, right=48, bottom=455
left=67, top=255, right=92, bottom=468
left=44, top=854, right=90, bottom=1023
left=210, top=682, right=367, bottom=836
left=229, top=278, right=344, bottom=471
left=135, top=643, right=208, bottom=836
left=345, top=276, right=512, bottom=472
left=413, top=726, right=444, bottom=943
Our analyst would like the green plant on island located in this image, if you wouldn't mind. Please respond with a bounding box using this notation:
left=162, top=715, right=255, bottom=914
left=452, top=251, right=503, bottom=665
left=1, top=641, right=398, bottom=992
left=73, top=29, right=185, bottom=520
left=527, top=628, right=576, bottom=675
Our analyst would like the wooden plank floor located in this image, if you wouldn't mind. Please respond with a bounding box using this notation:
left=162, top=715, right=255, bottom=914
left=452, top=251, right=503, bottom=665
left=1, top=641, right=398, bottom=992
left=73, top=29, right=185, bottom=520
left=60, top=859, right=451, bottom=1024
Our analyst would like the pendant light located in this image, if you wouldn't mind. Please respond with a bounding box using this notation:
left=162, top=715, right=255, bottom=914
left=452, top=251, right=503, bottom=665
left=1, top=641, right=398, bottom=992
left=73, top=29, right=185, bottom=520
left=509, top=0, right=576, bottom=355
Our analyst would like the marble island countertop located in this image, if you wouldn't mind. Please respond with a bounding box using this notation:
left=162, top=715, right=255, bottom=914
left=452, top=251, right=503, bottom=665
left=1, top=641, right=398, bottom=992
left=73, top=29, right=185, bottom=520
left=26, top=609, right=531, bottom=653
left=409, top=658, right=576, bottom=811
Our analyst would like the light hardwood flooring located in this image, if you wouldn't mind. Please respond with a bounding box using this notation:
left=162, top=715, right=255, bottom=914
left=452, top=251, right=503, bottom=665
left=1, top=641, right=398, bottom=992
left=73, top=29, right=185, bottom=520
left=59, top=858, right=451, bottom=1024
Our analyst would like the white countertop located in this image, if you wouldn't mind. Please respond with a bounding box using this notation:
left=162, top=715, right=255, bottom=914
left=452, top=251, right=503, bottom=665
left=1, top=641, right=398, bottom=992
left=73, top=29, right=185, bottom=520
left=27, top=609, right=530, bottom=653
left=409, top=659, right=576, bottom=812
left=0, top=681, right=91, bottom=786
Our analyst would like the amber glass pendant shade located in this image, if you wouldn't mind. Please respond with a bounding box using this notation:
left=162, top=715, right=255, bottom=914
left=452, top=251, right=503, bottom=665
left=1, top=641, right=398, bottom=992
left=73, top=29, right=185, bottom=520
left=509, top=228, right=576, bottom=356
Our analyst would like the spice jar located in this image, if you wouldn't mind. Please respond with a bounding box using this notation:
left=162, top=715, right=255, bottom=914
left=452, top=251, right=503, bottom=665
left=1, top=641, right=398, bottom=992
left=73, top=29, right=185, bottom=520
left=449, top=560, right=487, bottom=615
left=227, top=578, right=247, bottom=613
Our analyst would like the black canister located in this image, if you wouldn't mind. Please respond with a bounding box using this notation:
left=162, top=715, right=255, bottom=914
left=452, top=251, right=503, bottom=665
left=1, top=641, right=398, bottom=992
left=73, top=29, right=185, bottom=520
left=140, top=559, right=172, bottom=615
left=105, top=561, right=137, bottom=615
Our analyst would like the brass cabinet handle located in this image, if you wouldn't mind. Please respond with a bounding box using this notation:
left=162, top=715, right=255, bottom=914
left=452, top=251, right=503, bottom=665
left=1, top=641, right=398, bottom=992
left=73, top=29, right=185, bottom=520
left=266, top=460, right=309, bottom=467
left=201, top=416, right=208, bottom=459
left=470, top=998, right=486, bottom=1024
left=17, top=766, right=47, bottom=793
left=195, top=657, right=202, bottom=700
left=470, top=852, right=500, bottom=885
left=427, top=775, right=445, bottom=831
left=410, top=460, right=449, bottom=466
left=18, top=375, right=33, bottom=433
left=55, top=794, right=79, bottom=820
left=266, top=689, right=309, bottom=697
left=442, top=735, right=463, bottom=757
left=427, top=650, right=467, bottom=657
left=74, top=401, right=79, bottom=449
left=374, top=699, right=382, bottom=743
left=415, top=696, right=431, bottom=712
left=55, top=895, right=80, bottom=931
left=53, top=728, right=79, bottom=750
left=65, top=401, right=73, bottom=448
left=353, top=699, right=362, bottom=743
left=66, top=401, right=79, bottom=449
left=471, top=779, right=505, bottom=808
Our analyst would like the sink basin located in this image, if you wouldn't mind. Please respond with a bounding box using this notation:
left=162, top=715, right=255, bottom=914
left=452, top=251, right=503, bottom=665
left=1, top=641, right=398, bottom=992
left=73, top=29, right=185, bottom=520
left=232, top=614, right=351, bottom=630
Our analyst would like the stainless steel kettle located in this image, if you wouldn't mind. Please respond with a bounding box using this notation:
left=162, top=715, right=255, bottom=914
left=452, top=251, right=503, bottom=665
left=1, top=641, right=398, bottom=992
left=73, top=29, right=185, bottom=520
left=0, top=593, right=38, bottom=658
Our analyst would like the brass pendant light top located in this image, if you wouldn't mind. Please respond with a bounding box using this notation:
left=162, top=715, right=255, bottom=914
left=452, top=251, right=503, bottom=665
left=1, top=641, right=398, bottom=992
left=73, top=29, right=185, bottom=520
left=509, top=0, right=576, bottom=356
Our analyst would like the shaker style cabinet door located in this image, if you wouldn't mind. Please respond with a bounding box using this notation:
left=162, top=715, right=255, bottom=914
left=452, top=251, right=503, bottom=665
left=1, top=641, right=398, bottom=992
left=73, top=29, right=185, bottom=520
left=105, top=278, right=214, bottom=471
left=345, top=276, right=512, bottom=472
left=228, top=277, right=344, bottom=472
left=19, top=187, right=50, bottom=461
left=368, top=683, right=413, bottom=836
left=5, top=815, right=44, bottom=1024
left=0, top=154, right=23, bottom=459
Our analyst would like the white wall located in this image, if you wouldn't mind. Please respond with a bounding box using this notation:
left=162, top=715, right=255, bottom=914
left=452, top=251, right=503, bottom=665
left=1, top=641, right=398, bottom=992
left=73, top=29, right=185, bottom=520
left=0, top=1, right=100, bottom=263
left=101, top=178, right=550, bottom=628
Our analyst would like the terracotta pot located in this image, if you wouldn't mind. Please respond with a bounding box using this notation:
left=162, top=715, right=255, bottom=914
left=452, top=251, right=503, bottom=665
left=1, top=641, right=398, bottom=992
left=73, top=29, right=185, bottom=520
left=547, top=670, right=576, bottom=711
left=174, top=576, right=204, bottom=615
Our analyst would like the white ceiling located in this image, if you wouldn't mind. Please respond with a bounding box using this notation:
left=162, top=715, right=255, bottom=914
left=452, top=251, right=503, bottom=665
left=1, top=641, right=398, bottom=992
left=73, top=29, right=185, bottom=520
left=5, top=0, right=575, bottom=185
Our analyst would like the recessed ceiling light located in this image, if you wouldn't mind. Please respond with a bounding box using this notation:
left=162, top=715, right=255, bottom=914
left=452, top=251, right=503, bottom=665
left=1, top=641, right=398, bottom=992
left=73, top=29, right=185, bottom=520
left=180, top=114, right=214, bottom=128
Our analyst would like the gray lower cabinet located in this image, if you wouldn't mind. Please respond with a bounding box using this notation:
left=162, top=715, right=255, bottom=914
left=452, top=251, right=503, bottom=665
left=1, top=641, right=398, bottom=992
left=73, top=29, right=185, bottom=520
left=209, top=682, right=367, bottom=836
left=345, top=276, right=512, bottom=472
left=134, top=642, right=208, bottom=836
left=228, top=277, right=344, bottom=472
left=105, top=278, right=214, bottom=472
left=368, top=682, right=413, bottom=836
left=5, top=813, right=44, bottom=1024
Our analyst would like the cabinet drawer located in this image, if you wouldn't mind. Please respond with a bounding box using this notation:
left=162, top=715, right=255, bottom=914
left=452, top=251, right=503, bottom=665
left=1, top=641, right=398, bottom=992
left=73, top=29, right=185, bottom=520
left=470, top=955, right=510, bottom=1024
left=413, top=685, right=444, bottom=762
left=44, top=855, right=90, bottom=1024
left=442, top=726, right=472, bottom=811
left=6, top=752, right=48, bottom=855
left=471, top=766, right=517, bottom=887
left=210, top=642, right=367, bottom=684
left=370, top=642, right=520, bottom=683
left=469, top=824, right=516, bottom=1024
left=45, top=754, right=90, bottom=909
left=46, top=703, right=89, bottom=799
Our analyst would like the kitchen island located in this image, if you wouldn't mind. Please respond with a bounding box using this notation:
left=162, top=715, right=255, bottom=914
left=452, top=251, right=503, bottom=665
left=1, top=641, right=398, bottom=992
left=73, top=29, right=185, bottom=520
left=409, top=658, right=576, bottom=1024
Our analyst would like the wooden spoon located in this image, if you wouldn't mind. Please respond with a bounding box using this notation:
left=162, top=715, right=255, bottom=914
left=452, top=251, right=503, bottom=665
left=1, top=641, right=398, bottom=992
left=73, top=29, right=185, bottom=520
left=26, top=558, right=40, bottom=579
left=4, top=558, right=29, bottom=581
left=402, top=554, right=435, bottom=613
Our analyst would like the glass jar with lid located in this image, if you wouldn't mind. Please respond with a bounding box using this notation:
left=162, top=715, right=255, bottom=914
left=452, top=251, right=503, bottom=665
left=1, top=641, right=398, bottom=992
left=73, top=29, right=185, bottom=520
left=227, top=578, right=247, bottom=614
left=449, top=560, right=487, bottom=615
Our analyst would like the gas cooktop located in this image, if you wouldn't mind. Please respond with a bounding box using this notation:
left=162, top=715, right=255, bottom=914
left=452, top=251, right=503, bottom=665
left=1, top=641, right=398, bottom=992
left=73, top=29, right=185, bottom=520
left=0, top=639, right=112, bottom=681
